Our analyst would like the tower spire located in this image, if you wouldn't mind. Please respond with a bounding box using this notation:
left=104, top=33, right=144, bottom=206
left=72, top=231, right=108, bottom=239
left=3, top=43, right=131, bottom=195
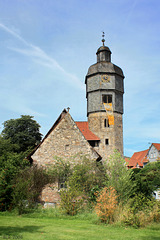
left=102, top=31, right=105, bottom=46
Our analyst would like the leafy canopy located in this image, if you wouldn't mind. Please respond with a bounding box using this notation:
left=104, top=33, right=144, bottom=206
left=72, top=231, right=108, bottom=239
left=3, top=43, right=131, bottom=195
left=1, top=115, right=42, bottom=152
left=133, top=161, right=160, bottom=197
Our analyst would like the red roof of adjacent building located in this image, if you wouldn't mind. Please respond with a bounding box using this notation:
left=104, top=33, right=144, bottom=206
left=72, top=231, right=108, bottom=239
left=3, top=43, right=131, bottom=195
left=153, top=143, right=160, bottom=151
left=75, top=121, right=100, bottom=141
left=127, top=149, right=149, bottom=168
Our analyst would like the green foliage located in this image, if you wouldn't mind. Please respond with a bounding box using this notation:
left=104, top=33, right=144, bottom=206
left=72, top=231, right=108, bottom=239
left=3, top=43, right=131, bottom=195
left=49, top=156, right=108, bottom=215
left=118, top=195, right=160, bottom=228
left=0, top=115, right=43, bottom=211
left=128, top=193, right=156, bottom=214
left=1, top=115, right=42, bottom=152
left=60, top=187, right=84, bottom=216
left=49, top=157, right=72, bottom=185
left=0, top=152, right=30, bottom=211
left=133, top=161, right=160, bottom=197
left=12, top=165, right=51, bottom=214
left=0, top=136, right=19, bottom=156
left=67, top=157, right=107, bottom=199
left=106, top=150, right=135, bottom=202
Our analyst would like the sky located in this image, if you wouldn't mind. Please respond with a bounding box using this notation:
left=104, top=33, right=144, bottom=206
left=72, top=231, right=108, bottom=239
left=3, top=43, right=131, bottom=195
left=0, top=0, right=160, bottom=157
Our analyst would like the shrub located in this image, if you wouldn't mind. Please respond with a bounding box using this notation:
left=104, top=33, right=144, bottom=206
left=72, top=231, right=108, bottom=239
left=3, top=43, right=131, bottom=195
left=95, top=186, right=118, bottom=223
left=60, top=187, right=84, bottom=216
left=12, top=165, right=51, bottom=214
left=105, top=150, right=135, bottom=203
left=115, top=194, right=160, bottom=228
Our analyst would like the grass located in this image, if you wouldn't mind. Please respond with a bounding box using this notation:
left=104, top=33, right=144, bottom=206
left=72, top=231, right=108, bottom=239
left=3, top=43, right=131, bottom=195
left=0, top=209, right=160, bottom=240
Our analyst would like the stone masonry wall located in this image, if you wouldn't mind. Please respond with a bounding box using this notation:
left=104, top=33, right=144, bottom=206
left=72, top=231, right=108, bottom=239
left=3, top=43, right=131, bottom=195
left=32, top=112, right=99, bottom=205
left=88, top=112, right=123, bottom=160
left=32, top=112, right=99, bottom=167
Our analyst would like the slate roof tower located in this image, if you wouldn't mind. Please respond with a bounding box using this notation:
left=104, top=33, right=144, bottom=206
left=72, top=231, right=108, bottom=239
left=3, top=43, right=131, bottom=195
left=85, top=35, right=124, bottom=159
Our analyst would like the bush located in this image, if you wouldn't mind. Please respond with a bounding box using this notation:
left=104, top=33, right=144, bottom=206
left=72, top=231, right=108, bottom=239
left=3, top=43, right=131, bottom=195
left=12, top=165, right=51, bottom=214
left=67, top=156, right=107, bottom=200
left=60, top=187, right=84, bottom=216
left=0, top=152, right=30, bottom=211
left=106, top=150, right=135, bottom=203
left=95, top=187, right=118, bottom=223
left=114, top=194, right=160, bottom=228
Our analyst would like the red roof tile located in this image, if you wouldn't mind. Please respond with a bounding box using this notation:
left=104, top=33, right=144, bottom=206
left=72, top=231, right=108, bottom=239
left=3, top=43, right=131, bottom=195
left=75, top=122, right=100, bottom=141
left=125, top=157, right=130, bottom=164
left=127, top=149, right=149, bottom=168
left=153, top=143, right=160, bottom=151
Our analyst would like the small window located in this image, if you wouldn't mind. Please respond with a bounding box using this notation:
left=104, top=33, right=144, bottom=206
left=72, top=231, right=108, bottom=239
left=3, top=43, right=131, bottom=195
left=65, top=144, right=70, bottom=150
left=58, top=177, right=67, bottom=190
left=105, top=139, right=109, bottom=145
left=102, top=95, right=112, bottom=103
left=104, top=119, right=110, bottom=128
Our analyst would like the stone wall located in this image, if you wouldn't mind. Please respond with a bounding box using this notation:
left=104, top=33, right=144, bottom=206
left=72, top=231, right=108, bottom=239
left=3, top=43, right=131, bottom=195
left=32, top=112, right=99, bottom=167
left=31, top=112, right=100, bottom=206
left=88, top=111, right=123, bottom=160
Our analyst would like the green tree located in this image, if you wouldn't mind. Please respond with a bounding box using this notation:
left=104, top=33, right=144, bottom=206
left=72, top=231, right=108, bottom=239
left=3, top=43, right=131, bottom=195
left=0, top=152, right=30, bottom=211
left=133, top=161, right=160, bottom=197
left=12, top=165, right=51, bottom=214
left=0, top=135, right=19, bottom=162
left=67, top=157, right=107, bottom=201
left=1, top=115, right=42, bottom=152
left=106, top=150, right=135, bottom=202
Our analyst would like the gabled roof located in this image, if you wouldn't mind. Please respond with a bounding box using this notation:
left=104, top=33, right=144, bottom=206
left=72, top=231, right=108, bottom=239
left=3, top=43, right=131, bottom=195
left=127, top=149, right=149, bottom=168
left=28, top=110, right=102, bottom=162
left=124, top=157, right=130, bottom=164
left=27, top=109, right=68, bottom=161
left=75, top=122, right=100, bottom=141
left=152, top=143, right=160, bottom=151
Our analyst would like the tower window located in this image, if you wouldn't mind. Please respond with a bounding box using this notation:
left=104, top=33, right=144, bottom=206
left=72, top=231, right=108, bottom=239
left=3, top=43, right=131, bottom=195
left=104, top=119, right=110, bottom=128
left=105, top=139, right=109, bottom=145
left=102, top=95, right=112, bottom=103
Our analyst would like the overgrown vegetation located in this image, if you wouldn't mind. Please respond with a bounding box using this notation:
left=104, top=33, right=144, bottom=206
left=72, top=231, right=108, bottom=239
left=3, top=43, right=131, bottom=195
left=0, top=116, right=160, bottom=229
left=95, top=186, right=118, bottom=223
left=0, top=115, right=43, bottom=211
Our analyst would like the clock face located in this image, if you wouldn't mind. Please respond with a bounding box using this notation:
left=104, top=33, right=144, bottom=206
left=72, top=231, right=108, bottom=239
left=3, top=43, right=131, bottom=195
left=101, top=75, right=110, bottom=83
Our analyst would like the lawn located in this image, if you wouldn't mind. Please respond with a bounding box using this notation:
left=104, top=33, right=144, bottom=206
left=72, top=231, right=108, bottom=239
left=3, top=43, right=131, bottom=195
left=0, top=212, right=160, bottom=240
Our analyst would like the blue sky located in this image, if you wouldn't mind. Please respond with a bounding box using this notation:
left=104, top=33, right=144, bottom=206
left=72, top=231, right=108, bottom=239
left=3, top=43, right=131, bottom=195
left=0, top=0, right=160, bottom=157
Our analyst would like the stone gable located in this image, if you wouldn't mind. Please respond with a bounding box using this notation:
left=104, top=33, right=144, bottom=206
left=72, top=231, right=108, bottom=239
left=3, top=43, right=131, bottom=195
left=31, top=110, right=100, bottom=167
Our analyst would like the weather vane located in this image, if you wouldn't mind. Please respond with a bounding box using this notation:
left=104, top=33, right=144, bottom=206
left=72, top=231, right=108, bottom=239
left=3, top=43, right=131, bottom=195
left=102, top=31, right=105, bottom=46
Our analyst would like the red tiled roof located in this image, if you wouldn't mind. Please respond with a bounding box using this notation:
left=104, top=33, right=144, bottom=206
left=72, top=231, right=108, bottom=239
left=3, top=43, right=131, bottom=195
left=127, top=149, right=149, bottom=168
left=153, top=143, right=160, bottom=151
left=75, top=122, right=100, bottom=141
left=125, top=157, right=130, bottom=164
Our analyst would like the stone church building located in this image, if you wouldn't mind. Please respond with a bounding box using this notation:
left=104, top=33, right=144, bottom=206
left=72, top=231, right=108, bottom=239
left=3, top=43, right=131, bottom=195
left=29, top=38, right=125, bottom=205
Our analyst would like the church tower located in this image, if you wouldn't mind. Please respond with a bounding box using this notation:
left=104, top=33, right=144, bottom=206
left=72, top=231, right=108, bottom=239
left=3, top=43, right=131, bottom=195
left=85, top=35, right=124, bottom=159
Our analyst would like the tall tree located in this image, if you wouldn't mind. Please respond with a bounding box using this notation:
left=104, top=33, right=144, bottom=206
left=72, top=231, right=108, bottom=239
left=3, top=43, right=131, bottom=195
left=106, top=150, right=135, bottom=202
left=1, top=115, right=42, bottom=152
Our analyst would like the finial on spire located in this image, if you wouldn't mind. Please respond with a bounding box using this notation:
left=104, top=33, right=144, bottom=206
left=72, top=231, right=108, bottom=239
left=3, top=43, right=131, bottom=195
left=102, top=31, right=105, bottom=46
